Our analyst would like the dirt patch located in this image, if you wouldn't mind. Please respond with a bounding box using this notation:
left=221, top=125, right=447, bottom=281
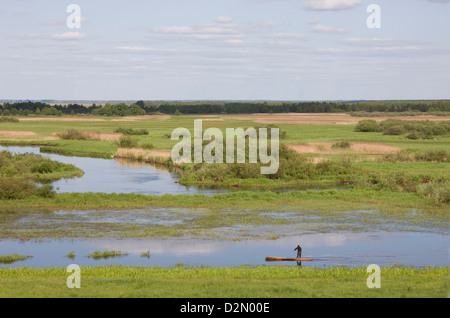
left=349, top=142, right=400, bottom=154
left=110, top=115, right=171, bottom=121
left=52, top=131, right=123, bottom=141
left=83, top=132, right=122, bottom=141
left=287, top=141, right=400, bottom=155
left=19, top=117, right=107, bottom=122
left=0, top=130, right=36, bottom=136
left=222, top=113, right=450, bottom=124
left=115, top=148, right=171, bottom=160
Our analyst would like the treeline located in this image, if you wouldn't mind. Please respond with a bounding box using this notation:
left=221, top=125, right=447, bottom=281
left=1, top=100, right=449, bottom=116
left=0, top=101, right=100, bottom=116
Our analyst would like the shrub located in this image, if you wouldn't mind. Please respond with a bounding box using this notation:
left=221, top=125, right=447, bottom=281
left=416, top=182, right=450, bottom=204
left=354, top=120, right=380, bottom=132
left=0, top=177, right=37, bottom=199
left=114, top=127, right=149, bottom=135
left=140, top=142, right=155, bottom=150
left=406, top=132, right=420, bottom=140
left=57, top=129, right=88, bottom=140
left=118, top=135, right=139, bottom=148
left=414, top=150, right=448, bottom=162
left=331, top=140, right=351, bottom=149
left=383, top=125, right=406, bottom=135
left=0, top=117, right=19, bottom=122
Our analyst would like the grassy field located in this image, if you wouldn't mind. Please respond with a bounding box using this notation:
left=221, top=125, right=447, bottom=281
left=0, top=265, right=447, bottom=298
left=0, top=113, right=448, bottom=298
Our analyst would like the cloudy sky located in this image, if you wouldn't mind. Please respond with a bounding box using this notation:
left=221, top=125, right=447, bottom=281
left=0, top=0, right=449, bottom=101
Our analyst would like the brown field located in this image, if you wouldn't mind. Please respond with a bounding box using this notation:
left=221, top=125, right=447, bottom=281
left=0, top=130, right=36, bottom=136
left=52, top=131, right=123, bottom=141
left=83, top=132, right=123, bottom=141
left=115, top=148, right=171, bottom=160
left=287, top=142, right=400, bottom=155
left=222, top=113, right=450, bottom=124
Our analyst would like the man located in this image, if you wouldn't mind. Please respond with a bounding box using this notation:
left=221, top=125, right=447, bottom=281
left=294, top=245, right=302, bottom=259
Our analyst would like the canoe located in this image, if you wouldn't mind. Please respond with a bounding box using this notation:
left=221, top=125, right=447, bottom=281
left=265, top=256, right=313, bottom=262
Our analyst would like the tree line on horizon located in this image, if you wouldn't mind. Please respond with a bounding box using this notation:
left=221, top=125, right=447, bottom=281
left=1, top=100, right=449, bottom=117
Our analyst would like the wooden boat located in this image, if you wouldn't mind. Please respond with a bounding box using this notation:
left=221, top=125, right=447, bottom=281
left=265, top=256, right=313, bottom=262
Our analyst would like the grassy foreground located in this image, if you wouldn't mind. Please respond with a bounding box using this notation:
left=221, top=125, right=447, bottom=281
left=0, top=265, right=447, bottom=298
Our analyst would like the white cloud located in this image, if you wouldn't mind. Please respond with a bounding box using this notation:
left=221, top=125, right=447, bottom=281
left=308, top=18, right=321, bottom=25
left=303, top=0, right=362, bottom=11
left=148, top=19, right=246, bottom=44
left=117, top=46, right=155, bottom=52
left=340, top=37, right=425, bottom=50
left=269, top=32, right=308, bottom=40
left=51, top=32, right=86, bottom=40
left=214, top=16, right=233, bottom=24
left=311, top=24, right=347, bottom=34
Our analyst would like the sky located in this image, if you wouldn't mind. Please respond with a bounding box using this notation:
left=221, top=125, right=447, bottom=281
left=0, top=0, right=449, bottom=101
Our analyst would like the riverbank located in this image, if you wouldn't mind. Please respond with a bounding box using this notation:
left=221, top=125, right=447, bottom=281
left=0, top=265, right=447, bottom=298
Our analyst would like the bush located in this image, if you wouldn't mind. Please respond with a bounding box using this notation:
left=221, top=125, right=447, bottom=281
left=406, top=132, right=419, bottom=140
left=117, top=135, right=139, bottom=148
left=0, top=177, right=36, bottom=199
left=383, top=125, right=406, bottom=135
left=140, top=142, right=155, bottom=150
left=354, top=120, right=380, bottom=132
left=0, top=117, right=19, bottom=122
left=414, top=150, right=448, bottom=162
left=416, top=182, right=450, bottom=204
left=114, top=127, right=149, bottom=135
left=57, top=129, right=88, bottom=140
left=331, top=140, right=351, bottom=149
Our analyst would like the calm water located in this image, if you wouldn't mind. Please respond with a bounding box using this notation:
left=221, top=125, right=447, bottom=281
left=0, top=231, right=448, bottom=268
left=0, top=146, right=343, bottom=195
left=0, top=146, right=448, bottom=268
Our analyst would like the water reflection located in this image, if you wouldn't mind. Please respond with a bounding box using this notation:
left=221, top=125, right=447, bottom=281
left=0, top=146, right=347, bottom=195
left=0, top=231, right=447, bottom=268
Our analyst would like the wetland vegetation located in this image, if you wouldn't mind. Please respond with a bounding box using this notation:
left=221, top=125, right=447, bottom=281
left=0, top=108, right=448, bottom=297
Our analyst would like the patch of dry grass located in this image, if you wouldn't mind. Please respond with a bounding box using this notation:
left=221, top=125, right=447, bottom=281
left=115, top=147, right=171, bottom=163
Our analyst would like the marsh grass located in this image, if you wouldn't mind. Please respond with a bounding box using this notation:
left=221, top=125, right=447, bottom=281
left=0, top=117, right=19, bottom=123
left=56, top=129, right=89, bottom=140
left=66, top=251, right=75, bottom=259
left=0, top=254, right=32, bottom=264
left=0, top=190, right=447, bottom=240
left=113, top=128, right=149, bottom=135
left=87, top=250, right=128, bottom=260
left=117, top=135, right=139, bottom=148
left=331, top=140, right=351, bottom=149
left=0, top=150, right=83, bottom=199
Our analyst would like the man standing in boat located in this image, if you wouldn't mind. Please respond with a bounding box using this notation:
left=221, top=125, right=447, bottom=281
left=294, top=245, right=302, bottom=258
left=294, top=245, right=302, bottom=266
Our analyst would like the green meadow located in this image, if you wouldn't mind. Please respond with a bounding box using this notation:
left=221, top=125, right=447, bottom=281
left=0, top=113, right=448, bottom=298
left=0, top=265, right=447, bottom=298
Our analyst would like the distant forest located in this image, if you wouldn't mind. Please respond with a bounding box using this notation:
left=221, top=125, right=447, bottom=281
left=1, top=100, right=449, bottom=117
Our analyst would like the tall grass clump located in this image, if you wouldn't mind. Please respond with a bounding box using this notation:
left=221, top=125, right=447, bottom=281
left=57, top=129, right=89, bottom=140
left=0, top=117, right=19, bottom=122
left=87, top=250, right=128, bottom=260
left=117, top=135, right=139, bottom=148
left=180, top=144, right=354, bottom=184
left=0, top=151, right=83, bottom=199
left=416, top=182, right=450, bottom=204
left=381, top=150, right=448, bottom=163
left=331, top=140, right=351, bottom=149
left=0, top=254, right=32, bottom=264
left=113, top=127, right=149, bottom=135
